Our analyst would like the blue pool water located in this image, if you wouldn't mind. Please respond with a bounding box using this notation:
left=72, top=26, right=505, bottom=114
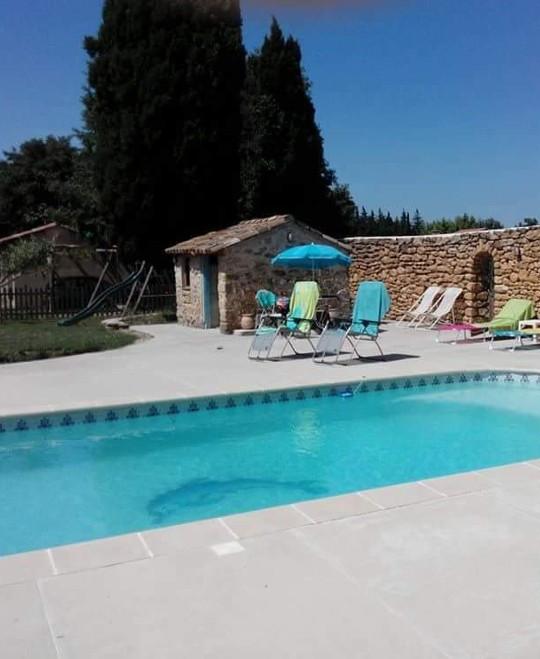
left=2, top=379, right=540, bottom=556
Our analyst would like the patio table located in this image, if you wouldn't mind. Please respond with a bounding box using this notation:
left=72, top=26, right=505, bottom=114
left=518, top=319, right=540, bottom=343
left=436, top=322, right=484, bottom=344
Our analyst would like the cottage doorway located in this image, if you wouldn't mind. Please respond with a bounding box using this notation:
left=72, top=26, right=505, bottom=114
left=473, top=252, right=495, bottom=321
left=202, top=256, right=220, bottom=328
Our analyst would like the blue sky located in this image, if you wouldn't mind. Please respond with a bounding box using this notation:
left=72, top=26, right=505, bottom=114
left=0, top=0, right=538, bottom=224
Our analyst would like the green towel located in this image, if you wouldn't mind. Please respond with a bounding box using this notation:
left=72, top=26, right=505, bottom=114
left=351, top=281, right=391, bottom=337
left=475, top=298, right=535, bottom=331
left=286, top=281, right=320, bottom=333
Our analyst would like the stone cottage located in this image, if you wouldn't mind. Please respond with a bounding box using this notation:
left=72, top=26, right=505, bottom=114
left=165, top=215, right=350, bottom=333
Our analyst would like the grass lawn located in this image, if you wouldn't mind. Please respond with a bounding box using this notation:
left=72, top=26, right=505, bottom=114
left=0, top=318, right=139, bottom=363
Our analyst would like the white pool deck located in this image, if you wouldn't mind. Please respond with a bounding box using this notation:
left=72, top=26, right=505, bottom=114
left=2, top=323, right=540, bottom=658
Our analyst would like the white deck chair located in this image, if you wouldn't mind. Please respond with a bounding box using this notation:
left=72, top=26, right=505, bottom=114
left=415, top=287, right=463, bottom=329
left=396, top=286, right=442, bottom=327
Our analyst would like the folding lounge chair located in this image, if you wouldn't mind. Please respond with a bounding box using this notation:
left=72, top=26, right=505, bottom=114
left=415, top=287, right=462, bottom=329
left=474, top=298, right=535, bottom=333
left=255, top=289, right=277, bottom=327
left=488, top=329, right=540, bottom=351
left=396, top=286, right=442, bottom=327
left=314, top=281, right=391, bottom=363
left=248, top=281, right=320, bottom=360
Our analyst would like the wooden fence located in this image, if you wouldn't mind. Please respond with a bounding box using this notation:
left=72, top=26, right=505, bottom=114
left=0, top=282, right=175, bottom=320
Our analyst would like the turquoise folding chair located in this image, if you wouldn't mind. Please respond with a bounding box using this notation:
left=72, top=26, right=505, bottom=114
left=255, top=289, right=277, bottom=327
left=314, top=281, right=391, bottom=363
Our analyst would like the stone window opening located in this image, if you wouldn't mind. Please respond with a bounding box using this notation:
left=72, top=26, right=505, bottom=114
left=472, top=251, right=495, bottom=321
left=181, top=257, right=191, bottom=288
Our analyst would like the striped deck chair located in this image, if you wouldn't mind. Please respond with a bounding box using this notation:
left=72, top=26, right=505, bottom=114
left=414, top=287, right=462, bottom=329
left=396, top=286, right=442, bottom=327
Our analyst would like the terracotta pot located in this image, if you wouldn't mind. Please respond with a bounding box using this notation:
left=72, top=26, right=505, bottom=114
left=240, top=313, right=255, bottom=330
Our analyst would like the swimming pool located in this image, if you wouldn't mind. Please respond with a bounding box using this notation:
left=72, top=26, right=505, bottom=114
left=1, top=371, right=540, bottom=556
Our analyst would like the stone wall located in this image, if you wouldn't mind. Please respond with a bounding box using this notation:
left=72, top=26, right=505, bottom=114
left=347, top=227, right=540, bottom=322
left=218, top=222, right=350, bottom=332
left=173, top=255, right=205, bottom=327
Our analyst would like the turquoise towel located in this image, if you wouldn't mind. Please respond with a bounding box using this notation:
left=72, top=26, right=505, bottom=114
left=351, top=281, right=391, bottom=337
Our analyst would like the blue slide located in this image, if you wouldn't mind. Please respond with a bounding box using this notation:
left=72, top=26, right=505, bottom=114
left=58, top=263, right=146, bottom=327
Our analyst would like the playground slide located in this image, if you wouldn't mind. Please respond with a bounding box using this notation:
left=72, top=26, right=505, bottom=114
left=58, top=263, right=146, bottom=327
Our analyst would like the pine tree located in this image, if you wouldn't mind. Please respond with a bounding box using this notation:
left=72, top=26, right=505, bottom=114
left=412, top=209, right=424, bottom=234
left=355, top=206, right=369, bottom=235
left=399, top=209, right=411, bottom=234
left=83, top=0, right=245, bottom=262
left=368, top=210, right=376, bottom=235
left=240, top=18, right=354, bottom=237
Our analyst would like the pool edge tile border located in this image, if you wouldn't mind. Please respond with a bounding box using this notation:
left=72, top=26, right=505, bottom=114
left=4, top=461, right=540, bottom=575
left=1, top=368, right=538, bottom=433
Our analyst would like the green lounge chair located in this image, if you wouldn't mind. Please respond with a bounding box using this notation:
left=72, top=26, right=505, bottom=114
left=475, top=298, right=535, bottom=332
left=248, top=281, right=320, bottom=360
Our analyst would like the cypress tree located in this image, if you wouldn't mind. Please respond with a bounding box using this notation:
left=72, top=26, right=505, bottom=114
left=240, top=18, right=354, bottom=237
left=83, top=0, right=245, bottom=262
left=400, top=210, right=411, bottom=235
left=412, top=209, right=424, bottom=234
left=368, top=210, right=376, bottom=235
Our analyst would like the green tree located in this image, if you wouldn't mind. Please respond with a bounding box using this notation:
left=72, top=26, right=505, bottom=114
left=476, top=217, right=503, bottom=230
left=326, top=184, right=359, bottom=235
left=84, top=0, right=245, bottom=263
left=355, top=206, right=370, bottom=235
left=411, top=209, right=424, bottom=234
left=0, top=136, right=94, bottom=237
left=518, top=217, right=538, bottom=227
left=240, top=18, right=354, bottom=237
left=399, top=210, right=411, bottom=234
left=0, top=238, right=53, bottom=288
left=425, top=214, right=503, bottom=234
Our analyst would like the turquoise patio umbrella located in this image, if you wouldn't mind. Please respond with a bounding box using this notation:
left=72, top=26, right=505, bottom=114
left=271, top=243, right=351, bottom=279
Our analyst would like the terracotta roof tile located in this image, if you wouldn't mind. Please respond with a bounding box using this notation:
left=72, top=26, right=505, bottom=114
left=165, top=215, right=349, bottom=255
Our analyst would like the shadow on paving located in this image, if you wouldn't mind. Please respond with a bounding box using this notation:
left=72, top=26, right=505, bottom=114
left=268, top=352, right=420, bottom=364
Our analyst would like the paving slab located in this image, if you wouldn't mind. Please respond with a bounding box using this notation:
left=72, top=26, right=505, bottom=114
left=51, top=533, right=149, bottom=575
left=477, top=462, right=540, bottom=487
left=141, top=518, right=236, bottom=556
left=479, top=480, right=540, bottom=522
left=0, top=582, right=57, bottom=659
left=40, top=532, right=446, bottom=659
left=294, top=492, right=380, bottom=522
left=362, top=481, right=444, bottom=509
left=294, top=492, right=540, bottom=658
left=224, top=504, right=312, bottom=538
left=0, top=550, right=53, bottom=586
left=421, top=470, right=498, bottom=496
